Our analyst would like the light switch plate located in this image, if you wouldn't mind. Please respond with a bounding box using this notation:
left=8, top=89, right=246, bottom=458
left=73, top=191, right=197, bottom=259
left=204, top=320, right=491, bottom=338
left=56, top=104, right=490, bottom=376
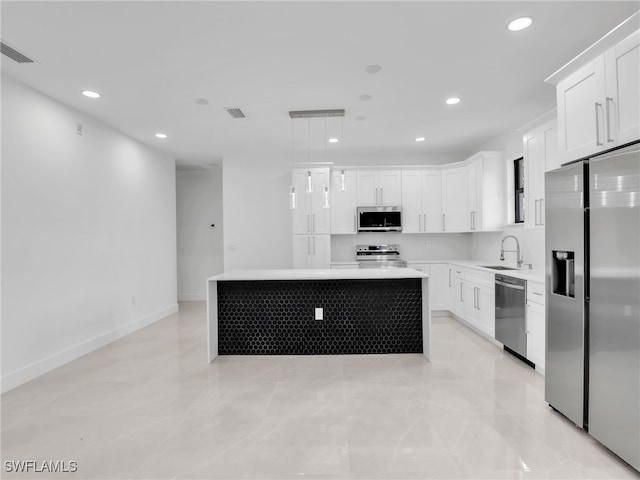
left=315, top=307, right=323, bottom=320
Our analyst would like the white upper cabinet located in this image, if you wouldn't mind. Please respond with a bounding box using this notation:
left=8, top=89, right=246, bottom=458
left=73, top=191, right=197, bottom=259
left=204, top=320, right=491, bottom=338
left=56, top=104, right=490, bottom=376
left=467, top=159, right=483, bottom=231
left=330, top=169, right=357, bottom=234
left=604, top=30, right=640, bottom=147
left=291, top=168, right=331, bottom=234
left=442, top=167, right=468, bottom=233
left=401, top=170, right=442, bottom=233
left=464, top=152, right=505, bottom=232
left=554, top=29, right=640, bottom=163
left=524, top=119, right=559, bottom=230
left=356, top=170, right=401, bottom=206
left=556, top=58, right=606, bottom=163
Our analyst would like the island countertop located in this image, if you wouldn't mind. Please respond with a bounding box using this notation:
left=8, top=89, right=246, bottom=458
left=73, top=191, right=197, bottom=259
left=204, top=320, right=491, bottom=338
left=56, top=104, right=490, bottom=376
left=207, top=268, right=429, bottom=282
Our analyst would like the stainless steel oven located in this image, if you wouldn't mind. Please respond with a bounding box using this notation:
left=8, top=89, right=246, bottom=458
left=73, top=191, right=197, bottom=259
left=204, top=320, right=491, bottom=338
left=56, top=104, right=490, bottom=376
left=495, top=274, right=527, bottom=358
left=356, top=245, right=407, bottom=268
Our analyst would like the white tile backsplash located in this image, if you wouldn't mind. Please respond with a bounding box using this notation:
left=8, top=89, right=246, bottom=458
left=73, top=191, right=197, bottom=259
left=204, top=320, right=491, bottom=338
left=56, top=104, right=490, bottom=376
left=331, top=233, right=473, bottom=262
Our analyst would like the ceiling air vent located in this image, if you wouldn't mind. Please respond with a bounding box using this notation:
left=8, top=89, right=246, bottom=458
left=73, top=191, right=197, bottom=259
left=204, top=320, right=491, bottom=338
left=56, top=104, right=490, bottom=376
left=225, top=108, right=246, bottom=119
left=1, top=41, right=34, bottom=63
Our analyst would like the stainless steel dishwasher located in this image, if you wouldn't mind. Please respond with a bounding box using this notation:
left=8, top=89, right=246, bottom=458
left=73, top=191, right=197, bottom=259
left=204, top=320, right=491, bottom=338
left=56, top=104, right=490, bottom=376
left=495, top=274, right=527, bottom=360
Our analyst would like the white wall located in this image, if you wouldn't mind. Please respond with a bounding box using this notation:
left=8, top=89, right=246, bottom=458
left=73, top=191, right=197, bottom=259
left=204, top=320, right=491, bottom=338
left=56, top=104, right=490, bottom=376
left=1, top=75, right=178, bottom=392
left=222, top=148, right=292, bottom=270
left=176, top=168, right=224, bottom=300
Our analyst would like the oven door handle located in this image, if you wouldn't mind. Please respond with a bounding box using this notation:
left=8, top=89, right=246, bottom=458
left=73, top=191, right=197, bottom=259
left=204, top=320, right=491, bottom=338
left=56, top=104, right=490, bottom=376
left=495, top=280, right=525, bottom=290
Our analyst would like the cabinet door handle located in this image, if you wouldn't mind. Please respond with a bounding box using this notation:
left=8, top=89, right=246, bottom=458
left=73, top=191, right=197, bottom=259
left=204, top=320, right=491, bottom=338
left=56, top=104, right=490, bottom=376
left=307, top=237, right=311, bottom=255
left=540, top=198, right=544, bottom=226
left=380, top=188, right=384, bottom=205
left=419, top=214, right=422, bottom=232
left=606, top=97, right=614, bottom=143
left=595, top=102, right=603, bottom=146
left=423, top=214, right=427, bottom=231
left=375, top=187, right=379, bottom=205
left=533, top=292, right=543, bottom=296
left=448, top=269, right=452, bottom=287
left=442, top=214, right=445, bottom=232
left=307, top=214, right=311, bottom=233
left=534, top=199, right=539, bottom=226
left=476, top=287, right=480, bottom=310
left=460, top=283, right=463, bottom=302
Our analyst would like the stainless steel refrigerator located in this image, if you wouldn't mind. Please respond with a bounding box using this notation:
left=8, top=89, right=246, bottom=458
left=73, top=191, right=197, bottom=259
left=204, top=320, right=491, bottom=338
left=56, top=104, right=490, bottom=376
left=545, top=142, right=639, bottom=471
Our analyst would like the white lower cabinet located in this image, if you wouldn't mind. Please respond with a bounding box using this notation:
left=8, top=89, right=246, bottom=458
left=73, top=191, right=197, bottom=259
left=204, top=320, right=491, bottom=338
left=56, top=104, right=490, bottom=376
left=461, top=270, right=495, bottom=337
left=292, top=235, right=330, bottom=269
left=526, top=281, right=546, bottom=371
left=407, top=263, right=447, bottom=313
left=429, top=263, right=450, bottom=311
left=452, top=267, right=465, bottom=318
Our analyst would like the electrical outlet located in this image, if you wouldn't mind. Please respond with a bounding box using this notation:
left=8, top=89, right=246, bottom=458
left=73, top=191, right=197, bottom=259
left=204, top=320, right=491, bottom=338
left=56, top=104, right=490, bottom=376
left=315, top=307, right=323, bottom=320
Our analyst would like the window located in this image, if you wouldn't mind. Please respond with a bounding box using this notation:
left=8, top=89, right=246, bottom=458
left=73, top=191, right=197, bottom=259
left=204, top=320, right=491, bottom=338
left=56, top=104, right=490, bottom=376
left=514, top=157, right=525, bottom=223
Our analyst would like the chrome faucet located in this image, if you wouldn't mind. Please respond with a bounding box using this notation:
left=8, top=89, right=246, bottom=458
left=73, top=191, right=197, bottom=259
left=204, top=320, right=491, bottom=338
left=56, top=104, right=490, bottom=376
left=500, top=235, right=523, bottom=269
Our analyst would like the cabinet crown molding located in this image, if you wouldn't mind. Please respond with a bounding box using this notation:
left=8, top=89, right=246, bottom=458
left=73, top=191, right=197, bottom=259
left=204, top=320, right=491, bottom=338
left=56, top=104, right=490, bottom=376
left=545, top=11, right=639, bottom=85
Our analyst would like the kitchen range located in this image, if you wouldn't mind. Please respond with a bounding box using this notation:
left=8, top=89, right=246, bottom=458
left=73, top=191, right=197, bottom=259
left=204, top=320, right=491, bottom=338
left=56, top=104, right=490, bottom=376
left=356, top=244, right=407, bottom=269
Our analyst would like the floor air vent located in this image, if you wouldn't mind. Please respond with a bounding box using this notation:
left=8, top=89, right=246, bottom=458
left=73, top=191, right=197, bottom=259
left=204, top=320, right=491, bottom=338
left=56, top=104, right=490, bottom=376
left=225, top=108, right=246, bottom=119
left=1, top=41, right=34, bottom=63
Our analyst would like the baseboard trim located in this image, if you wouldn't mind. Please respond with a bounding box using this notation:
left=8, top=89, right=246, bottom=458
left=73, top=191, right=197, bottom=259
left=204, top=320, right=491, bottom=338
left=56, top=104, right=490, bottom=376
left=1, top=303, right=179, bottom=393
left=178, top=293, right=206, bottom=301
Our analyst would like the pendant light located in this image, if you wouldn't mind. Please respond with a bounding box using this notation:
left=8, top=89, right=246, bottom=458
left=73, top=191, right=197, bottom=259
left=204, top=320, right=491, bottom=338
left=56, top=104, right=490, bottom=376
left=288, top=109, right=345, bottom=209
left=306, top=170, right=313, bottom=193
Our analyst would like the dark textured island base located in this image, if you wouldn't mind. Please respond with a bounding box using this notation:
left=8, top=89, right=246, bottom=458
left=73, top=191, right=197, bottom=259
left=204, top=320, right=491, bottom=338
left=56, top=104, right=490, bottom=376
left=217, top=278, right=423, bottom=355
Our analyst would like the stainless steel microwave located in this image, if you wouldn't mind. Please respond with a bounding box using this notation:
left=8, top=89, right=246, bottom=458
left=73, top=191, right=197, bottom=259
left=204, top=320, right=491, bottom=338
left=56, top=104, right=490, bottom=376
left=357, top=206, right=403, bottom=232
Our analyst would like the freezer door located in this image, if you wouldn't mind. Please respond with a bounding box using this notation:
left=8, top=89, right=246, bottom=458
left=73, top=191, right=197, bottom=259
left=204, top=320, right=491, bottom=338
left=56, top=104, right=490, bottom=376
left=588, top=144, right=640, bottom=471
left=544, top=161, right=586, bottom=428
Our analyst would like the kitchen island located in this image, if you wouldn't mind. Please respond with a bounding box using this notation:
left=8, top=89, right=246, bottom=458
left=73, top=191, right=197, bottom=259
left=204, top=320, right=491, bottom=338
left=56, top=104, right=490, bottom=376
left=206, top=268, right=430, bottom=362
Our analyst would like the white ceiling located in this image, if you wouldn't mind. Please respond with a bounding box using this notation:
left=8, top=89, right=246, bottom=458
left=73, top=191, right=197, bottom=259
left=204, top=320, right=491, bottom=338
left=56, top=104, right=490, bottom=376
left=2, top=1, right=639, bottom=167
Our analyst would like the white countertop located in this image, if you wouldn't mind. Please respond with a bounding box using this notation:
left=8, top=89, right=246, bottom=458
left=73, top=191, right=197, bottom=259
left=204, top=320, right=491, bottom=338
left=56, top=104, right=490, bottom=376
left=447, top=260, right=545, bottom=283
left=208, top=268, right=429, bottom=282
left=330, top=259, right=545, bottom=283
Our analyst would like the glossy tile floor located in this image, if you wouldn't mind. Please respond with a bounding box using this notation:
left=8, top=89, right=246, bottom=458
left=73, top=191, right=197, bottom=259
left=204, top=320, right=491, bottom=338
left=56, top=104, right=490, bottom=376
left=2, top=302, right=639, bottom=480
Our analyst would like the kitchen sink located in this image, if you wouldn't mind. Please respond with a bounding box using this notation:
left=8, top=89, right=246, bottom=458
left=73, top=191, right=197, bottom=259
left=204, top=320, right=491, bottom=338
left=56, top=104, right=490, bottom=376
left=481, top=265, right=516, bottom=270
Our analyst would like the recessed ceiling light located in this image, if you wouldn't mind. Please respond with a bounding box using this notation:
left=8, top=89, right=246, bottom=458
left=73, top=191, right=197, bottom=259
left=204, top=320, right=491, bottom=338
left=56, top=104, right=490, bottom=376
left=365, top=65, right=382, bottom=74
left=82, top=90, right=101, bottom=99
left=328, top=138, right=339, bottom=143
left=415, top=137, right=426, bottom=142
left=155, top=133, right=168, bottom=139
left=507, top=16, right=533, bottom=32
left=358, top=94, right=372, bottom=102
left=445, top=97, right=461, bottom=105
